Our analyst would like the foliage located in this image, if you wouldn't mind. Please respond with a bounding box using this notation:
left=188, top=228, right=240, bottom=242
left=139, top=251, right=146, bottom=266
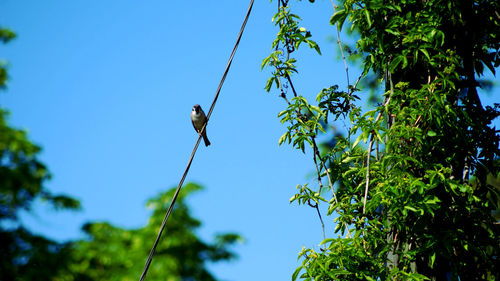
left=263, top=0, right=500, bottom=280
left=56, top=183, right=241, bottom=281
left=0, top=26, right=16, bottom=89
left=0, top=226, right=74, bottom=280
left=0, top=110, right=81, bottom=221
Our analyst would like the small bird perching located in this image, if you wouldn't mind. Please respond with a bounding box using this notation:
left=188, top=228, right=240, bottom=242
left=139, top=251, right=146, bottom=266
left=138, top=1, right=254, bottom=280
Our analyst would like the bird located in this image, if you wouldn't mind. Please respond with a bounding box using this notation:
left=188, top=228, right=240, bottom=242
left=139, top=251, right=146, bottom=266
left=191, top=104, right=211, bottom=146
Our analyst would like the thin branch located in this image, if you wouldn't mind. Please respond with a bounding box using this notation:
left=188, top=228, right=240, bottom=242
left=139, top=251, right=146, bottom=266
left=311, top=137, right=352, bottom=238
left=285, top=74, right=298, bottom=98
left=463, top=155, right=470, bottom=182
left=351, top=73, right=363, bottom=95
left=315, top=205, right=326, bottom=243
left=312, top=139, right=325, bottom=194
left=309, top=201, right=326, bottom=243
left=276, top=74, right=291, bottom=105
left=331, top=1, right=350, bottom=91
left=312, top=137, right=338, bottom=205
left=363, top=139, right=373, bottom=215
left=320, top=157, right=338, bottom=205
left=362, top=71, right=394, bottom=215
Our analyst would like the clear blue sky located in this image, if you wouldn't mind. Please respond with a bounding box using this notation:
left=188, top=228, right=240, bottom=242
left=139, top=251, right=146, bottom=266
left=1, top=1, right=498, bottom=281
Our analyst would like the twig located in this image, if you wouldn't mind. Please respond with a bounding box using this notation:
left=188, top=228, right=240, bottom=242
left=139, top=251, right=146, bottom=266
left=312, top=139, right=325, bottom=194
left=351, top=73, right=363, bottom=95
left=312, top=137, right=338, bottom=205
left=311, top=137, right=352, bottom=238
left=309, top=200, right=326, bottom=243
left=331, top=1, right=350, bottom=91
left=363, top=138, right=373, bottom=215
left=362, top=70, right=394, bottom=214
left=285, top=74, right=298, bottom=98
left=276, top=75, right=291, bottom=105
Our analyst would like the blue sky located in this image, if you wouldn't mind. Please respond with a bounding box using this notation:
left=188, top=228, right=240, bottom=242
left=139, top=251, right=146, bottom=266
left=1, top=1, right=498, bottom=281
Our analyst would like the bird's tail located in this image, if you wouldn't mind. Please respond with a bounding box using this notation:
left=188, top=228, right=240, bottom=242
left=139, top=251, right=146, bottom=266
left=202, top=133, right=211, bottom=147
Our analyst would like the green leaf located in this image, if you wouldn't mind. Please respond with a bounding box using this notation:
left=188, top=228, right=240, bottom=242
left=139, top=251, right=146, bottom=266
left=264, top=77, right=275, bottom=92
left=278, top=132, right=290, bottom=146
left=385, top=28, right=400, bottom=36
left=404, top=205, right=418, bottom=212
left=352, top=134, right=364, bottom=148
left=389, top=55, right=404, bottom=72
left=319, top=238, right=335, bottom=246
left=292, top=266, right=302, bottom=281
left=330, top=9, right=347, bottom=30
left=420, top=48, right=431, bottom=61
left=277, top=110, right=288, bottom=118
left=364, top=10, right=372, bottom=27
left=375, top=130, right=384, bottom=143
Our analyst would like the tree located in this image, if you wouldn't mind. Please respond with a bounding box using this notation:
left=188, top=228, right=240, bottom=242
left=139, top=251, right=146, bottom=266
left=263, top=0, right=499, bottom=280
left=56, top=183, right=241, bottom=281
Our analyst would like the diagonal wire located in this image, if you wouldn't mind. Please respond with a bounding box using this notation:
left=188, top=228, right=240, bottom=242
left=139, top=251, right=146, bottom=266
left=138, top=1, right=254, bottom=280
left=205, top=2, right=254, bottom=121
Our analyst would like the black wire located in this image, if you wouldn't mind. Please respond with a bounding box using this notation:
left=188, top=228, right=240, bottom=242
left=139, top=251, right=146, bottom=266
left=138, top=1, right=254, bottom=280
left=205, top=0, right=254, bottom=121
